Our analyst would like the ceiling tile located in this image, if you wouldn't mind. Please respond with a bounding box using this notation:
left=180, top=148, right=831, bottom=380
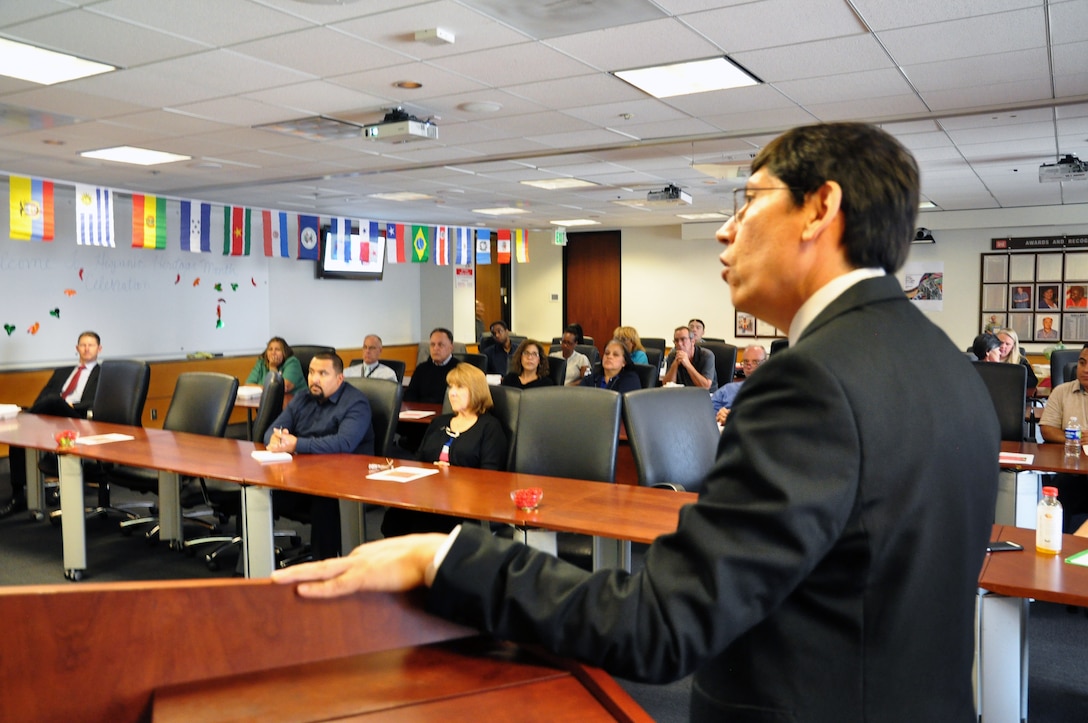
left=545, top=18, right=722, bottom=71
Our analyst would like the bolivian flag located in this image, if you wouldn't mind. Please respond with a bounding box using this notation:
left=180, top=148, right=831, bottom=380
left=131, top=194, right=167, bottom=249
left=10, top=176, right=54, bottom=241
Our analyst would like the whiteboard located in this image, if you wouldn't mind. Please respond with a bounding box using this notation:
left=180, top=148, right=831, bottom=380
left=0, top=184, right=270, bottom=369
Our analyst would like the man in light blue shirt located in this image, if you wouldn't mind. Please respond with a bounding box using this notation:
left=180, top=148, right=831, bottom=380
left=711, top=344, right=766, bottom=424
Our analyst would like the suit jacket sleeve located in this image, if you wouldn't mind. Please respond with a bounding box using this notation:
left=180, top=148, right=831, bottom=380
left=428, top=350, right=863, bottom=683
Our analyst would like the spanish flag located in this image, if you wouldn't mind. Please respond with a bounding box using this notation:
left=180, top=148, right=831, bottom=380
left=10, top=176, right=54, bottom=241
left=131, top=194, right=167, bottom=249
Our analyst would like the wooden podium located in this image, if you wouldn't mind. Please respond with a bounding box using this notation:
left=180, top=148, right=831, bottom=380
left=0, top=579, right=650, bottom=723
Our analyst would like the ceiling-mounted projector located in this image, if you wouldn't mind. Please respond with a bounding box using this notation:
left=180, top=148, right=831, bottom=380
left=646, top=184, right=692, bottom=205
left=362, top=108, right=438, bottom=143
left=1039, top=154, right=1088, bottom=183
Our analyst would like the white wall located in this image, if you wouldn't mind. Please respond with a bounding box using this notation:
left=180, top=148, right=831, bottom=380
left=511, top=229, right=564, bottom=342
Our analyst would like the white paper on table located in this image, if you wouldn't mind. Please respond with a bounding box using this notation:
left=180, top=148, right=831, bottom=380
left=75, top=433, right=136, bottom=446
left=251, top=450, right=292, bottom=463
left=399, top=410, right=435, bottom=420
left=0, top=403, right=20, bottom=419
left=998, top=452, right=1034, bottom=465
left=236, top=385, right=263, bottom=399
left=366, top=466, right=441, bottom=483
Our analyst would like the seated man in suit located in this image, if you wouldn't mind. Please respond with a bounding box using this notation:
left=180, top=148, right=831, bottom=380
left=405, top=328, right=460, bottom=404
left=276, top=123, right=999, bottom=722
left=2, top=330, right=102, bottom=518
left=710, top=344, right=766, bottom=424
left=663, top=325, right=717, bottom=392
left=343, top=334, right=398, bottom=382
left=482, top=320, right=516, bottom=375
left=265, top=352, right=372, bottom=559
left=1038, top=342, right=1088, bottom=530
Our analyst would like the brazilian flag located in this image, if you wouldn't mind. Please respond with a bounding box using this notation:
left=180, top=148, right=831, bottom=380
left=411, top=225, right=431, bottom=263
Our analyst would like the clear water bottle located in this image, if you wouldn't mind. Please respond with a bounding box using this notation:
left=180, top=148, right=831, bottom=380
left=1036, top=486, right=1063, bottom=555
left=1065, top=416, right=1081, bottom=458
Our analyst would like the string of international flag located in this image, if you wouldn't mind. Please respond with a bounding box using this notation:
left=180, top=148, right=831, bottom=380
left=7, top=175, right=531, bottom=265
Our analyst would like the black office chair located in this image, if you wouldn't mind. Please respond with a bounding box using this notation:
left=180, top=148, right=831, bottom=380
left=643, top=348, right=663, bottom=377
left=546, top=357, right=567, bottom=387
left=622, top=388, right=719, bottom=493
left=699, top=340, right=738, bottom=390
left=576, top=343, right=600, bottom=367
left=47, top=359, right=152, bottom=524
left=513, top=387, right=621, bottom=569
left=1050, top=349, right=1080, bottom=388
left=972, top=361, right=1028, bottom=442
left=189, top=372, right=290, bottom=567
left=110, top=372, right=238, bottom=545
left=441, top=384, right=522, bottom=470
left=770, top=339, right=789, bottom=355
left=453, top=352, right=488, bottom=373
left=631, top=363, right=658, bottom=390
left=345, top=376, right=403, bottom=457
left=417, top=341, right=467, bottom=364
left=641, top=337, right=667, bottom=356
left=291, top=345, right=335, bottom=376
left=378, top=358, right=407, bottom=384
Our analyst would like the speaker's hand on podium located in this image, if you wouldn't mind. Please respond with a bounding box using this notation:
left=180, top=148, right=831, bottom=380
left=271, top=534, right=448, bottom=598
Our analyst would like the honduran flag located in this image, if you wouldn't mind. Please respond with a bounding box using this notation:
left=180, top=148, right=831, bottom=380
left=131, top=194, right=166, bottom=249
left=454, top=226, right=472, bottom=265
left=224, top=206, right=251, bottom=256
left=262, top=210, right=290, bottom=258
left=180, top=200, right=212, bottom=253
left=298, top=215, right=319, bottom=260
left=496, top=229, right=512, bottom=264
left=75, top=185, right=114, bottom=247
left=411, top=225, right=431, bottom=263
left=476, top=228, right=492, bottom=265
left=434, top=225, right=449, bottom=266
left=386, top=223, right=407, bottom=263
left=10, top=176, right=54, bottom=241
left=514, top=228, right=529, bottom=263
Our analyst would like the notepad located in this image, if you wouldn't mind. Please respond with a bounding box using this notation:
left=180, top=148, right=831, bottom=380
left=998, top=452, right=1034, bottom=465
left=75, top=433, right=135, bottom=446
left=237, top=385, right=263, bottom=399
left=0, top=404, right=20, bottom=420
left=1065, top=549, right=1088, bottom=567
left=399, top=410, right=435, bottom=420
left=366, top=466, right=440, bottom=483
left=251, top=450, right=292, bottom=463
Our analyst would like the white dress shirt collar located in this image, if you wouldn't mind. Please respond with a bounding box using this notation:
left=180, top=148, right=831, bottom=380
left=788, top=268, right=885, bottom=344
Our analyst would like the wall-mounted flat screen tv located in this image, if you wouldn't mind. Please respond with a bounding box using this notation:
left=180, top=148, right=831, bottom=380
left=316, top=224, right=385, bottom=281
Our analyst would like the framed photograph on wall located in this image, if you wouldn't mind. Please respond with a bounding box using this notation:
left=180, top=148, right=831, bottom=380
left=982, top=313, right=1006, bottom=333
left=1063, top=313, right=1088, bottom=343
left=1010, top=285, right=1032, bottom=309
left=735, top=312, right=756, bottom=337
left=1037, top=284, right=1060, bottom=310
left=1008, top=313, right=1033, bottom=341
left=1035, top=313, right=1060, bottom=342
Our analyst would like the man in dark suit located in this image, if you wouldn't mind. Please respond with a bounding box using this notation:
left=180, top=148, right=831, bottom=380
left=2, top=331, right=102, bottom=518
left=274, top=124, right=999, bottom=722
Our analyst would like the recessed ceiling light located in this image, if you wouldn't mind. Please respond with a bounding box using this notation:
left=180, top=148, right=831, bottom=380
left=614, top=56, right=760, bottom=99
left=918, top=200, right=937, bottom=210
left=677, top=212, right=728, bottom=220
left=550, top=219, right=600, bottom=227
left=42, top=139, right=65, bottom=146
left=368, top=191, right=434, bottom=202
left=474, top=207, right=529, bottom=216
left=458, top=101, right=503, bottom=113
left=0, top=38, right=115, bottom=85
left=80, top=146, right=190, bottom=166
left=394, top=80, right=423, bottom=89
left=521, top=178, right=598, bottom=190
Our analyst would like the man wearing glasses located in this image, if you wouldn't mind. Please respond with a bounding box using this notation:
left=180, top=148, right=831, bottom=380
left=276, top=123, right=998, bottom=722
left=663, top=325, right=717, bottom=391
left=710, top=344, right=765, bottom=424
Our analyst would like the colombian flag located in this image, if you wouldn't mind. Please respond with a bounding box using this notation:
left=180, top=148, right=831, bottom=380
left=411, top=225, right=431, bottom=263
left=10, top=176, right=54, bottom=241
left=131, top=194, right=167, bottom=249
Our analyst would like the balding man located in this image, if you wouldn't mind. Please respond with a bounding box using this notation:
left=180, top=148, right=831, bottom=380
left=344, top=335, right=398, bottom=382
left=711, top=344, right=766, bottom=424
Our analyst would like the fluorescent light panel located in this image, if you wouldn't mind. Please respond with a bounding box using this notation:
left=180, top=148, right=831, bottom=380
left=474, top=207, right=529, bottom=216
left=550, top=219, right=599, bottom=227
left=80, top=146, right=190, bottom=166
left=521, top=178, right=598, bottom=190
left=614, top=56, right=759, bottom=99
left=677, top=212, right=728, bottom=220
left=369, top=191, right=434, bottom=202
left=0, top=38, right=115, bottom=85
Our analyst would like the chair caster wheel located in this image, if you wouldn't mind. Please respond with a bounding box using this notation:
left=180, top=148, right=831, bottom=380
left=33, top=510, right=47, bottom=523
left=206, top=557, right=220, bottom=571
left=65, top=569, right=83, bottom=582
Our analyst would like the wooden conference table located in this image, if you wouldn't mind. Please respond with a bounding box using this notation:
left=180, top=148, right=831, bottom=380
left=1, top=412, right=693, bottom=580
left=977, top=524, right=1088, bottom=722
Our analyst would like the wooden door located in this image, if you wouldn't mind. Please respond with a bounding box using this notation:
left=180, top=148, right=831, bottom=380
left=475, top=259, right=503, bottom=334
left=563, top=230, right=621, bottom=353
